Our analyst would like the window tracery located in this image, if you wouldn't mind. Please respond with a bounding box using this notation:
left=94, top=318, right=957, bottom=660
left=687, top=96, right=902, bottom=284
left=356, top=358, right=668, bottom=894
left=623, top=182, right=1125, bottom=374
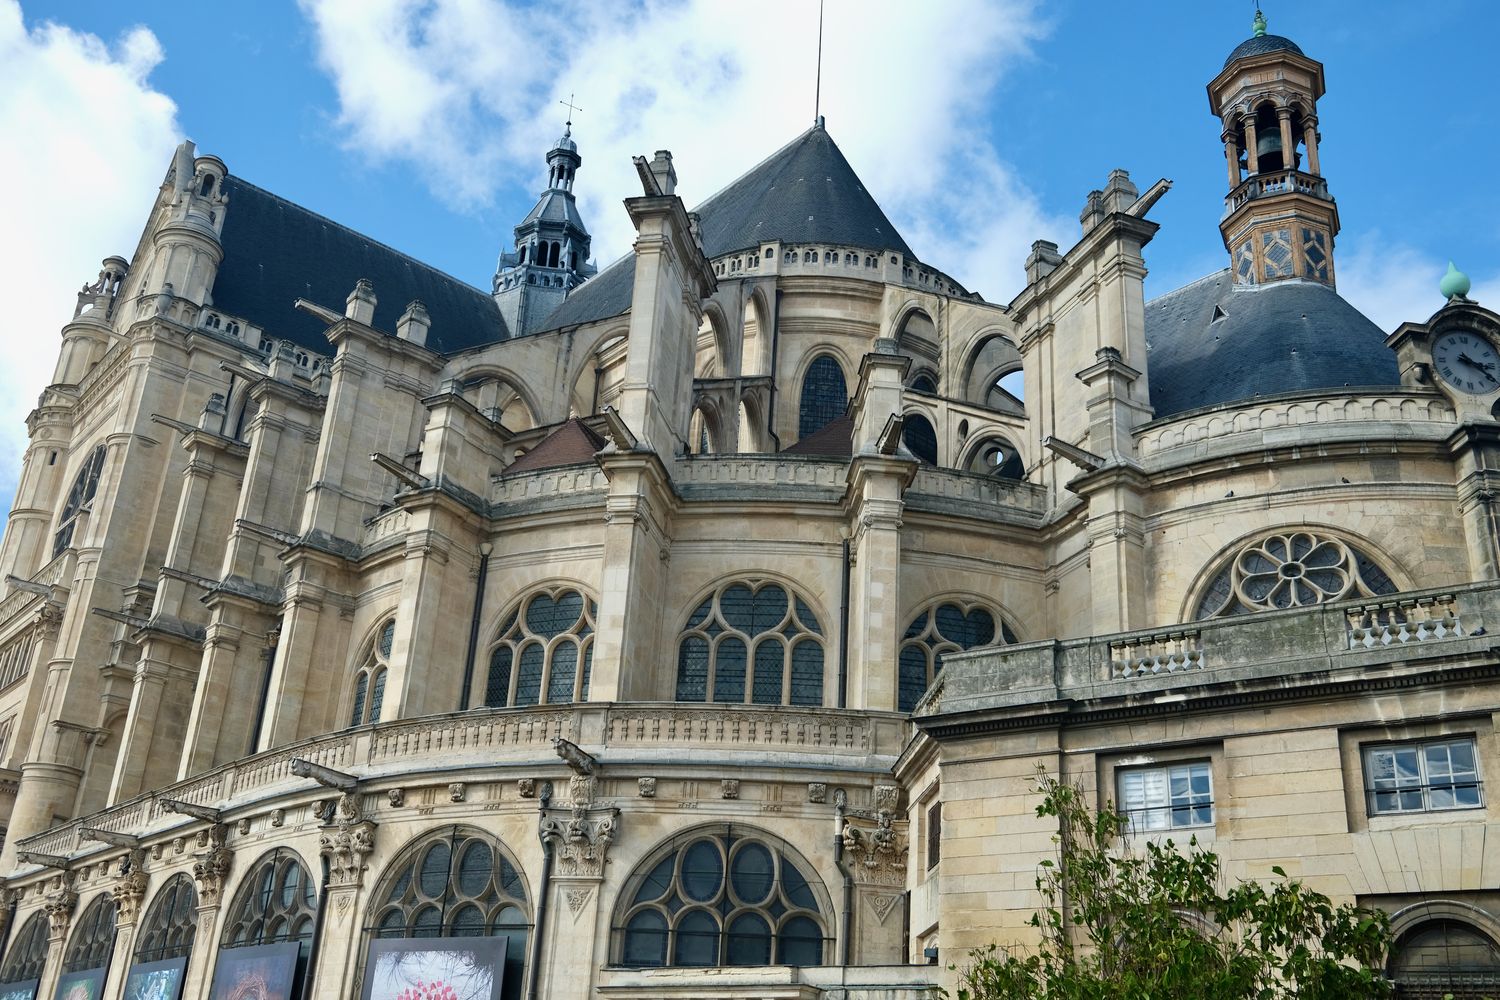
left=899, top=599, right=1017, bottom=712
left=369, top=828, right=530, bottom=1000
left=221, top=850, right=317, bottom=955
left=62, top=894, right=116, bottom=973
left=675, top=581, right=825, bottom=706
left=1193, top=530, right=1398, bottom=619
left=616, top=827, right=828, bottom=968
left=134, top=873, right=197, bottom=964
left=53, top=445, right=106, bottom=557
left=349, top=618, right=394, bottom=727
left=0, top=913, right=48, bottom=984
left=484, top=588, right=596, bottom=707
left=797, top=355, right=847, bottom=440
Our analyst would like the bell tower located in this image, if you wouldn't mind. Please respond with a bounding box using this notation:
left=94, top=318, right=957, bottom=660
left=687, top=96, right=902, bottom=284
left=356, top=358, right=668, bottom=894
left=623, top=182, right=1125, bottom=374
left=493, top=116, right=597, bottom=338
left=1209, top=11, right=1337, bottom=287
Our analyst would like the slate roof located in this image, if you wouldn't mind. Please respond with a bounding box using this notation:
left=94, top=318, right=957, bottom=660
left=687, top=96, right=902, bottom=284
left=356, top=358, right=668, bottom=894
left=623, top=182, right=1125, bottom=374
left=781, top=415, right=853, bottom=457
left=1224, top=33, right=1304, bottom=66
left=213, top=176, right=507, bottom=355
left=534, top=124, right=913, bottom=334
left=1144, top=270, right=1401, bottom=419
left=503, top=418, right=606, bottom=476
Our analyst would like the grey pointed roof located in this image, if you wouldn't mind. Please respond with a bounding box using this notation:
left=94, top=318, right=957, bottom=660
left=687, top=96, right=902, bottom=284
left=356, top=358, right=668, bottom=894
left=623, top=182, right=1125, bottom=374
left=520, top=189, right=589, bottom=231
left=213, top=176, right=507, bottom=354
left=1224, top=33, right=1304, bottom=66
left=534, top=124, right=913, bottom=334
left=1145, top=271, right=1400, bottom=418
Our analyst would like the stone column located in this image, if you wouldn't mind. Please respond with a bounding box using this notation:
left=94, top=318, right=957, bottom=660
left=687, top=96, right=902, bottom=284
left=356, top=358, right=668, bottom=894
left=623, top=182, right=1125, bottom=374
left=1302, top=116, right=1321, bottom=175
left=1243, top=116, right=1260, bottom=174
left=536, top=775, right=618, bottom=998
left=1276, top=106, right=1295, bottom=171
left=103, top=851, right=149, bottom=1000
left=183, top=825, right=232, bottom=996
left=845, top=456, right=915, bottom=711
left=37, top=875, right=78, bottom=1000
left=839, top=785, right=909, bottom=964
left=1223, top=134, right=1241, bottom=188
left=317, top=793, right=377, bottom=998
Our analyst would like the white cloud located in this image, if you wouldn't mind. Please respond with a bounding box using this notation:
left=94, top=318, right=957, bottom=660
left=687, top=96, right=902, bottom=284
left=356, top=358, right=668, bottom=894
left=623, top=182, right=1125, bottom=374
left=297, top=0, right=1070, bottom=301
left=1337, top=231, right=1500, bottom=333
left=0, top=1, right=179, bottom=502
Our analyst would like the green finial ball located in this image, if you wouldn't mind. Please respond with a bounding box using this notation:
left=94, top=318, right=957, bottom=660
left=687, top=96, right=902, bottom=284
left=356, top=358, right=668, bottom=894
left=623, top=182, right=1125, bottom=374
left=1253, top=10, right=1268, bottom=36
left=1441, top=261, right=1472, bottom=300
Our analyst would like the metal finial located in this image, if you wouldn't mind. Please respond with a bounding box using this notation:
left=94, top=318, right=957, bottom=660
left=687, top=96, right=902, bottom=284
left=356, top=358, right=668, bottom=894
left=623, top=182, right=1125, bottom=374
left=1253, top=7, right=1267, bottom=36
left=559, top=93, right=582, bottom=137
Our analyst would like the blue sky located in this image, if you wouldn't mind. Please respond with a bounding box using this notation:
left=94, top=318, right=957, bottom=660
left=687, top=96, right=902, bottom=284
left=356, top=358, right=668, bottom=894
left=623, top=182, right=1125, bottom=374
left=2, top=0, right=1499, bottom=501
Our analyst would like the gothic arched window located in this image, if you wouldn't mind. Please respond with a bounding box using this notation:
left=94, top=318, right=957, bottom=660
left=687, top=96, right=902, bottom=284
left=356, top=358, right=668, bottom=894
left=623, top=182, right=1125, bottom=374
left=616, top=826, right=829, bottom=968
left=797, top=355, right=848, bottom=440
left=369, top=827, right=530, bottom=1000
left=53, top=444, right=106, bottom=557
left=0, top=912, right=49, bottom=985
left=220, top=849, right=318, bottom=968
left=902, top=413, right=938, bottom=465
left=899, top=599, right=1018, bottom=712
left=484, top=588, right=596, bottom=707
left=350, top=618, right=394, bottom=727
left=62, top=894, right=116, bottom=973
left=675, top=581, right=825, bottom=706
left=135, top=873, right=198, bottom=964
left=1194, top=530, right=1399, bottom=619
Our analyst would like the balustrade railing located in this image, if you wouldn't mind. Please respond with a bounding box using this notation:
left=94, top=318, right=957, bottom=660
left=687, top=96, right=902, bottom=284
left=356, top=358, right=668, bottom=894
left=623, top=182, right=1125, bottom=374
left=1346, top=594, right=1464, bottom=649
left=1109, top=629, right=1205, bottom=680
left=1224, top=168, right=1329, bottom=213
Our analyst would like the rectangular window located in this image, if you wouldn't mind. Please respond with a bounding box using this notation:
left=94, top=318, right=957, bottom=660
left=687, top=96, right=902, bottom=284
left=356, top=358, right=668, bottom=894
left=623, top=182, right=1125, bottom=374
left=1117, top=761, right=1213, bottom=833
left=1363, top=737, right=1483, bottom=815
left=926, top=801, right=942, bottom=870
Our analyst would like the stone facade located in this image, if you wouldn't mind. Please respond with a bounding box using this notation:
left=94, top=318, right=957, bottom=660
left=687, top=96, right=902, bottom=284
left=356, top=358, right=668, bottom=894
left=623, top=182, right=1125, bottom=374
left=0, top=17, right=1495, bottom=1000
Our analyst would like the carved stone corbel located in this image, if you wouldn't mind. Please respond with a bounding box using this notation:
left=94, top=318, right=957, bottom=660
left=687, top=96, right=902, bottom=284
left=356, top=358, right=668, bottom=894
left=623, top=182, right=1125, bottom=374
left=111, top=849, right=149, bottom=925
left=319, top=792, right=376, bottom=890
left=841, top=786, right=909, bottom=888
left=44, top=878, right=78, bottom=938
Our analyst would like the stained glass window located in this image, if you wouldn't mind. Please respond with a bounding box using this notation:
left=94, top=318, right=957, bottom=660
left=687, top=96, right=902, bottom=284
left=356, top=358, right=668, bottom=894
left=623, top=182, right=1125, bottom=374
left=899, top=599, right=1018, bottom=712
left=350, top=617, right=394, bottom=727
left=798, top=355, right=848, bottom=439
left=1302, top=228, right=1329, bottom=283
left=370, top=829, right=530, bottom=1000
left=62, top=894, right=116, bottom=973
left=1262, top=228, right=1294, bottom=279
left=135, top=874, right=197, bottom=963
left=53, top=444, right=106, bottom=557
left=617, top=827, right=828, bottom=968
left=675, top=582, right=824, bottom=706
left=221, top=850, right=318, bottom=957
left=0, top=913, right=49, bottom=983
left=1194, top=530, right=1398, bottom=619
left=484, top=589, right=596, bottom=707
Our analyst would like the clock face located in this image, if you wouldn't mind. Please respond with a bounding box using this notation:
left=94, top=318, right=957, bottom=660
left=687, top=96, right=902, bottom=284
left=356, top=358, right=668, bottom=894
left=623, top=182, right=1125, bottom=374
left=1431, top=331, right=1500, bottom=396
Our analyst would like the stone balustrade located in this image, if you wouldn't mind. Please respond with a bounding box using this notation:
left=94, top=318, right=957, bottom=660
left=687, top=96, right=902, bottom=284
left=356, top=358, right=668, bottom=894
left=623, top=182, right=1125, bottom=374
left=1109, top=629, right=1204, bottom=679
left=1224, top=168, right=1329, bottom=213
left=925, top=581, right=1498, bottom=719
left=0, top=551, right=73, bottom=629
left=491, top=462, right=608, bottom=507
left=14, top=702, right=904, bottom=868
left=1346, top=593, right=1465, bottom=649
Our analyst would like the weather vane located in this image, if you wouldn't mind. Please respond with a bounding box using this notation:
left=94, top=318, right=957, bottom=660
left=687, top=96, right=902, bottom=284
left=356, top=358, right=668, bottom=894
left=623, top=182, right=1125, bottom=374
left=559, top=93, right=582, bottom=136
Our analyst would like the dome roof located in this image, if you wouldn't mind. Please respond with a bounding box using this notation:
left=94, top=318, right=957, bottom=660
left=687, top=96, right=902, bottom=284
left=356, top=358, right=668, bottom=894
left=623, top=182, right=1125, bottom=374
left=1145, top=271, right=1400, bottom=418
left=551, top=134, right=577, bottom=154
left=1224, top=33, right=1304, bottom=67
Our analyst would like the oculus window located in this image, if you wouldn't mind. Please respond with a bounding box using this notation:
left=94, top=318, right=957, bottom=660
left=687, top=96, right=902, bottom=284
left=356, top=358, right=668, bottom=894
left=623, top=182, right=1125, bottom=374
left=1194, top=530, right=1397, bottom=619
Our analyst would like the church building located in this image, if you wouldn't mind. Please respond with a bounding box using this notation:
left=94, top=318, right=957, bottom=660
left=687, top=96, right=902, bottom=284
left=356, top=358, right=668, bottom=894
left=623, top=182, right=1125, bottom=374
left=0, top=12, right=1494, bottom=999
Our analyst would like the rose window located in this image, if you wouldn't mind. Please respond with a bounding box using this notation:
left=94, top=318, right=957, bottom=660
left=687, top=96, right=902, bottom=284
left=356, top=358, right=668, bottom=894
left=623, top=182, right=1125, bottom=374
left=1195, top=531, right=1397, bottom=619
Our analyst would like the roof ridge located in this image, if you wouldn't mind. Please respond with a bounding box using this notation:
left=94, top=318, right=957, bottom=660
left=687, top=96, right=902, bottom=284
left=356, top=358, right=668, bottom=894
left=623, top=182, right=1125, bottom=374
left=223, top=173, right=493, bottom=303
left=1147, top=268, right=1230, bottom=306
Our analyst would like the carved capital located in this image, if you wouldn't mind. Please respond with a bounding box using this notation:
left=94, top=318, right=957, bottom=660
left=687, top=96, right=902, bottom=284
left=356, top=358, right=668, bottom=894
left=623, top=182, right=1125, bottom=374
left=540, top=804, right=619, bottom=879
left=320, top=819, right=376, bottom=890
left=191, top=825, right=232, bottom=904
left=841, top=801, right=909, bottom=888
left=44, top=883, right=78, bottom=938
left=111, top=852, right=149, bottom=925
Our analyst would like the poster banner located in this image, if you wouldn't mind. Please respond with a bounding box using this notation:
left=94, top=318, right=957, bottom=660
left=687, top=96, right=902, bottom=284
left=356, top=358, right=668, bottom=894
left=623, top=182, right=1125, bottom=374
left=53, top=969, right=106, bottom=1000
left=361, top=937, right=508, bottom=1000
left=0, top=979, right=38, bottom=1000
left=122, top=957, right=188, bottom=1000
left=208, top=942, right=301, bottom=1000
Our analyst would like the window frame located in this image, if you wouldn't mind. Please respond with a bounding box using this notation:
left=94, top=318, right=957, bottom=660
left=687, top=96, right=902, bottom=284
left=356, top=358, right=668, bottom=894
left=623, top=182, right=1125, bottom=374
left=673, top=580, right=826, bottom=707
left=348, top=617, right=394, bottom=728
left=1362, top=735, right=1484, bottom=817
left=482, top=586, right=598, bottom=709
left=1114, top=759, right=1216, bottom=836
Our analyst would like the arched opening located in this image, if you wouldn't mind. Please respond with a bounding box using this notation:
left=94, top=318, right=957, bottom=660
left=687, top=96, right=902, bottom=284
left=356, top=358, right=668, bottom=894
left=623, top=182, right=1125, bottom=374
left=737, top=396, right=763, bottom=453
left=463, top=375, right=538, bottom=432
left=61, top=893, right=117, bottom=982
left=1389, top=919, right=1500, bottom=998
left=963, top=435, right=1025, bottom=480
left=366, top=827, right=531, bottom=1000
left=570, top=332, right=628, bottom=418
left=962, top=334, right=1024, bottom=409
left=214, top=849, right=318, bottom=993
left=741, top=291, right=770, bottom=378
left=902, top=413, right=938, bottom=465
left=909, top=371, right=938, bottom=395
left=131, top=872, right=197, bottom=986
left=797, top=355, right=848, bottom=441
left=689, top=405, right=718, bottom=455
left=696, top=311, right=728, bottom=379
left=54, top=443, right=107, bottom=557
left=895, top=307, right=939, bottom=376
left=613, top=825, right=832, bottom=968
left=0, top=912, right=49, bottom=989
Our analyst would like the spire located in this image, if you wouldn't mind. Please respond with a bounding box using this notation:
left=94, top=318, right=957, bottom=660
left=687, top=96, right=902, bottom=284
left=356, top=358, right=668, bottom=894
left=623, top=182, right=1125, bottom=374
left=492, top=105, right=597, bottom=337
